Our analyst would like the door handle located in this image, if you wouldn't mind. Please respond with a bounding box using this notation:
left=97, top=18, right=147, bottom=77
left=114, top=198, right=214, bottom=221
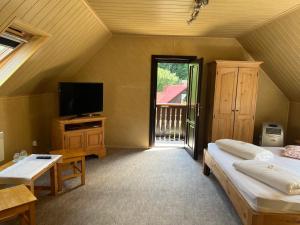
left=197, top=104, right=200, bottom=117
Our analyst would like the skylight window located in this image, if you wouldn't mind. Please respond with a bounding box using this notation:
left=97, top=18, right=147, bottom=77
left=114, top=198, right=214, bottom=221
left=0, top=35, right=23, bottom=62
left=0, top=21, right=48, bottom=86
left=0, top=27, right=31, bottom=62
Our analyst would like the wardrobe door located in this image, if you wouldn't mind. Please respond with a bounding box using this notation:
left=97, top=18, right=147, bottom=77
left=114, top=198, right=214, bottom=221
left=233, top=67, right=259, bottom=143
left=212, top=67, right=238, bottom=141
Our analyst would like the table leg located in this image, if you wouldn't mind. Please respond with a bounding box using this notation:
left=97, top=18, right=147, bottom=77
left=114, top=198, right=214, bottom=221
left=72, top=161, right=76, bottom=175
left=50, top=164, right=58, bottom=196
left=20, top=213, right=26, bottom=225
left=57, top=164, right=63, bottom=192
left=29, top=202, right=36, bottom=225
left=81, top=157, right=86, bottom=185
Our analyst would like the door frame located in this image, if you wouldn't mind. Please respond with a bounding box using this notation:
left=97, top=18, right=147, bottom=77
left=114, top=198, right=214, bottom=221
left=149, top=55, right=197, bottom=147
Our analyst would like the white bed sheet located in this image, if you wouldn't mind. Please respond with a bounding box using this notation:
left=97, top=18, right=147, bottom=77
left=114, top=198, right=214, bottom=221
left=208, top=143, right=300, bottom=213
left=0, top=154, right=61, bottom=183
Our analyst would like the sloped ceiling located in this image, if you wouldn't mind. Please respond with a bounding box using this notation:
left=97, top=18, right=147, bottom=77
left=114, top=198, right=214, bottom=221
left=86, top=0, right=299, bottom=37
left=0, top=0, right=111, bottom=96
left=238, top=7, right=300, bottom=102
left=0, top=0, right=299, bottom=98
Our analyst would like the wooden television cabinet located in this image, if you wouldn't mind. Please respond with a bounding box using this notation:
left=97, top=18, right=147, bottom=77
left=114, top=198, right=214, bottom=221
left=52, top=116, right=106, bottom=158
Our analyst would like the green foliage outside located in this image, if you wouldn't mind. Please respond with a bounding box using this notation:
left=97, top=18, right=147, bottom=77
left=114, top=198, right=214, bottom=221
left=158, top=63, right=188, bottom=80
left=157, top=68, right=180, bottom=92
left=157, top=63, right=188, bottom=92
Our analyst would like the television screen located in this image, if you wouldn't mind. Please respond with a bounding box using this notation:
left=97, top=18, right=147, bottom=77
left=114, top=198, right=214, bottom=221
left=59, top=82, right=103, bottom=117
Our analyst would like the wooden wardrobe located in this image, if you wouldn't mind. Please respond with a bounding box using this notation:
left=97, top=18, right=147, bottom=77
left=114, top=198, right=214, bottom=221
left=206, top=60, right=263, bottom=143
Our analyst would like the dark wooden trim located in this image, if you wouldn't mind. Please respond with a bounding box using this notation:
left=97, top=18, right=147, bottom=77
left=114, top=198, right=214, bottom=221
left=149, top=56, right=158, bottom=147
left=151, top=55, right=197, bottom=63
left=184, top=58, right=204, bottom=160
left=194, top=58, right=204, bottom=160
left=149, top=55, right=197, bottom=147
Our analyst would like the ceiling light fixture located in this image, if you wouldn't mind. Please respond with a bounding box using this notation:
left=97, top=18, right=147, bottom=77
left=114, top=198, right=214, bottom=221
left=187, top=0, right=209, bottom=24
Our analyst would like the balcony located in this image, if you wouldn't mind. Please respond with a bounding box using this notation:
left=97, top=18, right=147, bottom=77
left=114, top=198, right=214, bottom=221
left=155, top=103, right=187, bottom=146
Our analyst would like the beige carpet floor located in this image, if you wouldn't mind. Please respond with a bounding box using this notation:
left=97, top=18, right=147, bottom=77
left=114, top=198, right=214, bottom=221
left=4, top=147, right=241, bottom=225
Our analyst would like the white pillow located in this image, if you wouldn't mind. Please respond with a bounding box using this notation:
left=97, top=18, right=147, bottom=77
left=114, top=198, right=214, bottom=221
left=215, top=139, right=273, bottom=161
left=233, top=160, right=300, bottom=195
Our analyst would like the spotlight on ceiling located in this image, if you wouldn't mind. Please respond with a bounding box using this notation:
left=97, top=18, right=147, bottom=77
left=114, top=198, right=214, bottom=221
left=187, top=0, right=209, bottom=24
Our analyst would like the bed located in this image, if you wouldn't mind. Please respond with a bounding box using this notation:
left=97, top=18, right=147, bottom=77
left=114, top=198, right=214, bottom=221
left=203, top=143, right=300, bottom=225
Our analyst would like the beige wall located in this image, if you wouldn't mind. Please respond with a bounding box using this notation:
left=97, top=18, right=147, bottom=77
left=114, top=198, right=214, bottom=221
left=0, top=35, right=290, bottom=159
left=254, top=70, right=290, bottom=143
left=0, top=93, right=57, bottom=163
left=68, top=35, right=289, bottom=148
left=287, top=102, right=300, bottom=144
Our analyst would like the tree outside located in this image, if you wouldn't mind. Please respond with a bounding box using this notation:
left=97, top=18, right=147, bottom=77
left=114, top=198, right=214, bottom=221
left=158, top=63, right=188, bottom=80
left=157, top=67, right=180, bottom=92
left=156, top=63, right=189, bottom=104
left=157, top=63, right=188, bottom=92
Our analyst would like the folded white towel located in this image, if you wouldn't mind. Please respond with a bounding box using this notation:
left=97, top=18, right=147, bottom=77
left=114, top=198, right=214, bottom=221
left=233, top=160, right=300, bottom=195
left=215, top=139, right=273, bottom=161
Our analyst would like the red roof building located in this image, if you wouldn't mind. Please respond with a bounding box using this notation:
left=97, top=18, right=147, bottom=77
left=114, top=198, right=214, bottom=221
left=157, top=84, right=187, bottom=104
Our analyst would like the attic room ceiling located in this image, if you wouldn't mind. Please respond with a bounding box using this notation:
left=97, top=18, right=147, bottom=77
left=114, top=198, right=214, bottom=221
left=86, top=0, right=299, bottom=37
left=0, top=0, right=111, bottom=96
left=239, top=7, right=300, bottom=102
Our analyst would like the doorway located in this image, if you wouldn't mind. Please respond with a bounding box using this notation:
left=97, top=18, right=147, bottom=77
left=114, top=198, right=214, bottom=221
left=149, top=56, right=204, bottom=160
left=155, top=61, right=189, bottom=147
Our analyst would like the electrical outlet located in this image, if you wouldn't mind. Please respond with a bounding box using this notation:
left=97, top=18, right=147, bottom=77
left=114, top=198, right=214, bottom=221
left=32, top=140, right=38, bottom=147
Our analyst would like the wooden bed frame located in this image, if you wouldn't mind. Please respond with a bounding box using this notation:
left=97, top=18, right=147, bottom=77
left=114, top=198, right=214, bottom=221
left=203, top=149, right=300, bottom=225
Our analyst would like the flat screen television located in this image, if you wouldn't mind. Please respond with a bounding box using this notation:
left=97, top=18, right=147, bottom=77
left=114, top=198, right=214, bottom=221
left=59, top=82, right=103, bottom=117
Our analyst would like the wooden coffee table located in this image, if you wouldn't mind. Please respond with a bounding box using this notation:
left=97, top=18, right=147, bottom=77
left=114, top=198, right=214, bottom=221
left=0, top=154, right=62, bottom=195
left=49, top=150, right=86, bottom=192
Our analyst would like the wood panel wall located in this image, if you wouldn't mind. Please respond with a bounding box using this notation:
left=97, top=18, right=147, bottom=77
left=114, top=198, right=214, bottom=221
left=0, top=0, right=111, bottom=96
left=238, top=7, right=300, bottom=101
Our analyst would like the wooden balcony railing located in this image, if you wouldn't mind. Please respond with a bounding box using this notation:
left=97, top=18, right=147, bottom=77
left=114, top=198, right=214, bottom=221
left=155, top=103, right=187, bottom=141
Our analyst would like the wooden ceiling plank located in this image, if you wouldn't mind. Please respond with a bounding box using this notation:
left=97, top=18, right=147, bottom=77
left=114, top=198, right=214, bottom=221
left=0, top=0, right=111, bottom=96
left=21, top=0, right=49, bottom=22
left=86, top=0, right=299, bottom=37
left=0, top=0, right=11, bottom=12
left=36, top=0, right=69, bottom=29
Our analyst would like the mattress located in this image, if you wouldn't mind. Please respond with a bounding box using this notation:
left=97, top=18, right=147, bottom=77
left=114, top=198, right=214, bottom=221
left=208, top=143, right=300, bottom=213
